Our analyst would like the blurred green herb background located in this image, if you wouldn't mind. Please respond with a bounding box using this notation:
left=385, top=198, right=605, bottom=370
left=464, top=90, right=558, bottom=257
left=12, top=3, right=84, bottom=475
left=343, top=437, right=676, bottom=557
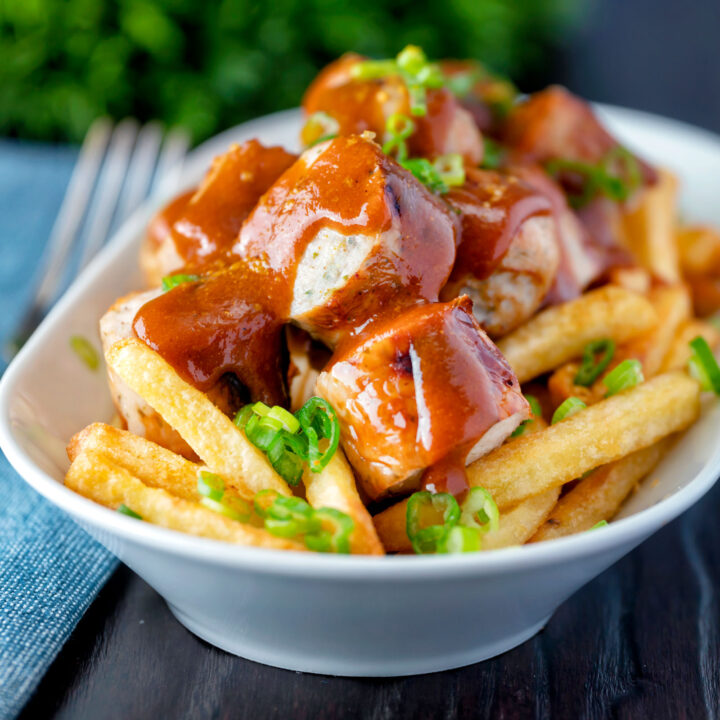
left=0, top=0, right=584, bottom=145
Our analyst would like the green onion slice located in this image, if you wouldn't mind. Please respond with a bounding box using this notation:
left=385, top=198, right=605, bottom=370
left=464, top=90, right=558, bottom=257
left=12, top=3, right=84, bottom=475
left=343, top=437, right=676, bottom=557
left=305, top=508, right=354, bottom=554
left=302, top=111, right=340, bottom=147
left=551, top=397, right=587, bottom=424
left=295, top=397, right=340, bottom=473
left=401, top=157, right=448, bottom=194
left=688, top=336, right=720, bottom=394
left=268, top=406, right=300, bottom=433
left=200, top=495, right=252, bottom=523
left=117, top=504, right=142, bottom=519
left=460, top=487, right=499, bottom=534
left=590, top=520, right=608, bottom=530
left=574, top=339, right=616, bottom=387
left=69, top=335, right=100, bottom=371
left=161, top=273, right=201, bottom=292
left=511, top=394, right=542, bottom=438
left=439, top=524, right=482, bottom=553
left=406, top=491, right=461, bottom=554
left=382, top=112, right=415, bottom=161
left=545, top=146, right=642, bottom=209
left=351, top=45, right=443, bottom=118
left=433, top=153, right=465, bottom=188
left=197, top=470, right=225, bottom=502
left=603, top=359, right=644, bottom=397
left=253, top=489, right=281, bottom=519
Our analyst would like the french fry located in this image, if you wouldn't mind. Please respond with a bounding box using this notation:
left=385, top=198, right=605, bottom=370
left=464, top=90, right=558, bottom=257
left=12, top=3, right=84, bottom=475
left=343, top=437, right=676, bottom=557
left=677, top=225, right=720, bottom=276
left=529, top=438, right=672, bottom=542
left=622, top=168, right=680, bottom=282
left=497, top=286, right=657, bottom=383
left=660, top=319, right=720, bottom=373
left=304, top=449, right=385, bottom=555
left=467, top=372, right=700, bottom=508
left=547, top=285, right=691, bottom=408
left=106, top=339, right=291, bottom=498
left=66, top=449, right=305, bottom=551
left=373, top=487, right=559, bottom=553
left=68, top=423, right=205, bottom=502
left=482, top=488, right=560, bottom=550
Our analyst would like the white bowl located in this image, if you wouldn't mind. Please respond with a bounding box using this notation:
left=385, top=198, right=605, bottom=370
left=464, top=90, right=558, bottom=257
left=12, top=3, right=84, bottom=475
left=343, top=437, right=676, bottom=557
left=2, top=107, right=720, bottom=677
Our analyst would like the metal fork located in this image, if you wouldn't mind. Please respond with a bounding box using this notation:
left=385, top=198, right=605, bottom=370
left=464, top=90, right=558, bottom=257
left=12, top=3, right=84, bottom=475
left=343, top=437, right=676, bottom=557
left=4, top=117, right=190, bottom=360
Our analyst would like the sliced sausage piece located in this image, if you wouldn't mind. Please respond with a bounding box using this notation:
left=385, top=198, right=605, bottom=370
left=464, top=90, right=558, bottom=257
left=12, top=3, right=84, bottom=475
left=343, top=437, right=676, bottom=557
left=140, top=140, right=297, bottom=285
left=236, top=135, right=458, bottom=347
left=302, top=55, right=483, bottom=164
left=315, top=298, right=528, bottom=500
left=101, top=290, right=249, bottom=459
left=440, top=168, right=559, bottom=337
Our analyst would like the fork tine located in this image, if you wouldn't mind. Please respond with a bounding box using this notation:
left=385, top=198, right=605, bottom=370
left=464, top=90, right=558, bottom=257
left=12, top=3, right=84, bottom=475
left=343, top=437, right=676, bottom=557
left=34, top=118, right=113, bottom=309
left=113, top=120, right=164, bottom=229
left=152, top=126, right=191, bottom=199
left=77, top=118, right=139, bottom=270
left=3, top=118, right=113, bottom=359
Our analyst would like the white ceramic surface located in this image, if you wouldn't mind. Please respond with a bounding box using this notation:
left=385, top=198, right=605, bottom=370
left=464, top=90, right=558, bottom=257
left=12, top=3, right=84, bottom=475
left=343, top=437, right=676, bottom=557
left=2, top=106, right=720, bottom=677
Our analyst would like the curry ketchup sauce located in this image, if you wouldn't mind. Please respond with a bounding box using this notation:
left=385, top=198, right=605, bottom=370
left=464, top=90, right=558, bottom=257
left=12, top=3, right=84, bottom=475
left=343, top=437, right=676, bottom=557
left=445, top=167, right=552, bottom=282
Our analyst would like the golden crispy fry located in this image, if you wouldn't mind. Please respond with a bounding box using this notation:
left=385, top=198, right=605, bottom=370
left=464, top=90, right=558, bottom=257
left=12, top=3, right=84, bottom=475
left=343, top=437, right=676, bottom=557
left=622, top=168, right=680, bottom=282
left=106, top=339, right=290, bottom=498
left=660, top=319, right=720, bottom=373
left=66, top=449, right=305, bottom=551
left=497, top=286, right=657, bottom=383
left=607, top=266, right=652, bottom=295
left=68, top=422, right=205, bottom=502
left=547, top=285, right=691, bottom=409
left=304, top=449, right=385, bottom=555
left=529, top=438, right=672, bottom=542
left=373, top=487, right=559, bottom=553
left=677, top=225, right=720, bottom=276
left=482, top=488, right=560, bottom=550
left=467, top=372, right=700, bottom=508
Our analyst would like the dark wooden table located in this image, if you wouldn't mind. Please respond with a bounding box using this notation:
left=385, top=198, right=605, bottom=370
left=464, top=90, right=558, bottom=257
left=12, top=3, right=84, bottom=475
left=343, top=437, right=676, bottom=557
left=17, top=2, right=720, bottom=718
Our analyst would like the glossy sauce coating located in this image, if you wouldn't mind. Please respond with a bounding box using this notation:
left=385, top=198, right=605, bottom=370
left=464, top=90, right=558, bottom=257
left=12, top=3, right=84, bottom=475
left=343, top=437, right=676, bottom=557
left=154, top=141, right=296, bottom=272
left=236, top=135, right=457, bottom=344
left=446, top=167, right=552, bottom=282
left=302, top=55, right=483, bottom=164
left=133, top=262, right=287, bottom=406
left=320, top=297, right=526, bottom=498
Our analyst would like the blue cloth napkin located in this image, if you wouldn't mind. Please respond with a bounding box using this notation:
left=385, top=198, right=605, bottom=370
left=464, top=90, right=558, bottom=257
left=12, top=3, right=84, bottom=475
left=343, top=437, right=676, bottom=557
left=0, top=140, right=118, bottom=720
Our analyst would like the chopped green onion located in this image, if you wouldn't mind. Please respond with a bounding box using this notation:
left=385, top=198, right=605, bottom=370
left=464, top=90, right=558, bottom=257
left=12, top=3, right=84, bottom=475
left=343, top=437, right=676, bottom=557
left=433, top=153, right=465, bottom=188
left=406, top=491, right=460, bottom=554
left=526, top=394, right=542, bottom=417
left=382, top=113, right=415, bottom=161
left=197, top=470, right=225, bottom=502
left=688, top=336, right=720, bottom=394
left=161, top=273, right=201, bottom=292
left=460, top=487, right=499, bottom=533
left=302, top=111, right=339, bottom=147
left=603, top=359, right=644, bottom=397
left=295, top=397, right=340, bottom=473
left=511, top=393, right=542, bottom=438
left=233, top=405, right=254, bottom=429
left=481, top=137, right=505, bottom=169
left=200, top=495, right=252, bottom=522
left=265, top=496, right=318, bottom=538
left=551, top=397, right=587, bottom=424
left=574, top=339, right=616, bottom=387
left=439, top=524, right=482, bottom=553
left=350, top=45, right=443, bottom=118
left=268, top=406, right=300, bottom=433
left=545, top=146, right=642, bottom=209
left=266, top=432, right=305, bottom=486
left=253, top=489, right=281, bottom=519
left=401, top=157, right=448, bottom=194
left=590, top=520, right=608, bottom=530
left=445, top=69, right=480, bottom=98
left=69, top=335, right=100, bottom=371
left=305, top=508, right=354, bottom=554
left=117, top=504, right=142, bottom=519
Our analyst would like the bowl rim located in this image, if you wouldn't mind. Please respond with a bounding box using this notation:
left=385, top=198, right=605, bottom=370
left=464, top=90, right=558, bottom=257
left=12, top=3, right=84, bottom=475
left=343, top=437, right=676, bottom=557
left=2, top=103, right=719, bottom=581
